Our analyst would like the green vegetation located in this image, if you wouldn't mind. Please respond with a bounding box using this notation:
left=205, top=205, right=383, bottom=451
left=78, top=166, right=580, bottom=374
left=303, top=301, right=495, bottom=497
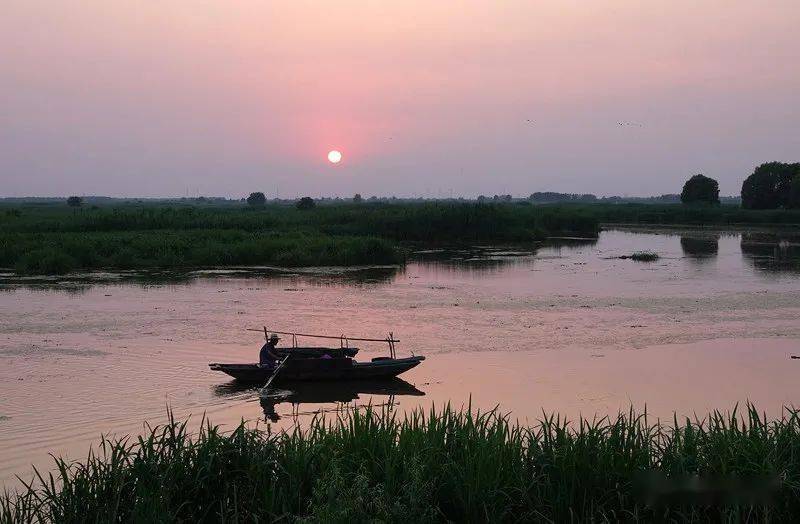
left=558, top=203, right=800, bottom=226
left=296, top=196, right=316, bottom=210
left=65, top=196, right=83, bottom=208
left=0, top=202, right=599, bottom=274
left=246, top=192, right=266, bottom=207
left=3, top=405, right=799, bottom=522
left=681, top=174, right=719, bottom=205
left=1, top=231, right=401, bottom=274
left=5, top=197, right=798, bottom=275
left=741, top=162, right=800, bottom=210
left=627, top=251, right=660, bottom=262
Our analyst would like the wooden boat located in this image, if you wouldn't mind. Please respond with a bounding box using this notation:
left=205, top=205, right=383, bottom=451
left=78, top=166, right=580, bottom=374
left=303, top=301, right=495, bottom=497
left=209, top=356, right=424, bottom=383
left=209, top=328, right=425, bottom=384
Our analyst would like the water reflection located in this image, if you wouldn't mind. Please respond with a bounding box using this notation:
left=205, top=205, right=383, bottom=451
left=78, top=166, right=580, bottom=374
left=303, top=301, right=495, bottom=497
left=741, top=233, right=800, bottom=273
left=680, top=235, right=719, bottom=261
left=411, top=245, right=540, bottom=276
left=214, top=378, right=425, bottom=423
left=297, top=266, right=400, bottom=286
left=0, top=265, right=401, bottom=291
left=544, top=237, right=600, bottom=249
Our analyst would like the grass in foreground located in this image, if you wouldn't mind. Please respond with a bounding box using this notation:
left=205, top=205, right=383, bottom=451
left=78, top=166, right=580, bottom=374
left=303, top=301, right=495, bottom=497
left=2, top=404, right=799, bottom=523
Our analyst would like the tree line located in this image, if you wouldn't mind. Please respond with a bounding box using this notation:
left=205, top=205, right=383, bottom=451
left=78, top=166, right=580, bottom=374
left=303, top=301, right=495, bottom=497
left=60, top=162, right=799, bottom=210
left=678, top=162, right=800, bottom=208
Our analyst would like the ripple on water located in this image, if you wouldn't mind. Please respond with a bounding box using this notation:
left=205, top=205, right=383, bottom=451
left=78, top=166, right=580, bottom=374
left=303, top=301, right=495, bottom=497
left=2, top=228, right=800, bottom=488
left=0, top=346, right=110, bottom=357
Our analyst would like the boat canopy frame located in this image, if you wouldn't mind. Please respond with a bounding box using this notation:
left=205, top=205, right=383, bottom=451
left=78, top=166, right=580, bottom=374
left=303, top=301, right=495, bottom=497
left=246, top=327, right=401, bottom=358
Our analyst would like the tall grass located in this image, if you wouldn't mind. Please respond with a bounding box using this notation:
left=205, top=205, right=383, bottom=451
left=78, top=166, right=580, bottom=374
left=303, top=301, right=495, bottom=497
left=0, top=231, right=402, bottom=274
left=0, top=202, right=600, bottom=274
left=2, top=404, right=799, bottom=522
left=558, top=203, right=800, bottom=226
left=0, top=202, right=599, bottom=240
left=628, top=251, right=660, bottom=262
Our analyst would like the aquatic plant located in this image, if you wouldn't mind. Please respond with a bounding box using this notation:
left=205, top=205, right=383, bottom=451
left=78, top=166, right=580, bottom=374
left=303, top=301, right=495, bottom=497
left=0, top=202, right=600, bottom=274
left=2, top=404, right=799, bottom=522
left=0, top=201, right=600, bottom=239
left=552, top=202, right=800, bottom=226
left=4, top=200, right=800, bottom=275
left=1, top=231, right=403, bottom=275
left=628, top=251, right=660, bottom=262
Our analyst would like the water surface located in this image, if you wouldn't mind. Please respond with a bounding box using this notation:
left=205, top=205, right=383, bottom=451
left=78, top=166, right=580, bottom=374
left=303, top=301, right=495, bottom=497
left=2, top=228, right=799, bottom=486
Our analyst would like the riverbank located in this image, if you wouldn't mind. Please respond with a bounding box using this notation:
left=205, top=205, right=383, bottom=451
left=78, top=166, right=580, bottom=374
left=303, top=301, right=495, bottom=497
left=556, top=203, right=800, bottom=227
left=4, top=201, right=800, bottom=275
left=1, top=231, right=403, bottom=274
left=0, top=202, right=598, bottom=274
left=3, top=405, right=798, bottom=522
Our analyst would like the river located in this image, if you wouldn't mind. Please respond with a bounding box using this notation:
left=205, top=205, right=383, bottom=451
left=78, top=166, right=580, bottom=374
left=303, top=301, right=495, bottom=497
left=1, top=227, right=799, bottom=486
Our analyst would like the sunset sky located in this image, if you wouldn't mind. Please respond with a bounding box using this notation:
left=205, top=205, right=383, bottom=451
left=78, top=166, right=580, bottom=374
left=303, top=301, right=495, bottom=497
left=2, top=1, right=798, bottom=198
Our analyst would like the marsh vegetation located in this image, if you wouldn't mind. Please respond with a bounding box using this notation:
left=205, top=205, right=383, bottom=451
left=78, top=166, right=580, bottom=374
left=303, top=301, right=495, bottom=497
left=0, top=202, right=599, bottom=274
left=3, top=200, right=799, bottom=275
left=2, top=405, right=799, bottom=522
left=626, top=251, right=660, bottom=262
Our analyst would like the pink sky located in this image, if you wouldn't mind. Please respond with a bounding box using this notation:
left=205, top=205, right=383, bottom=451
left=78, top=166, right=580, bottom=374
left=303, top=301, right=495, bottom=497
left=2, top=1, right=799, bottom=198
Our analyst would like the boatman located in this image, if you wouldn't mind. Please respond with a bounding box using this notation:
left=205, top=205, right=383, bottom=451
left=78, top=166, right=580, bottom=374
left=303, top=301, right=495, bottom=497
left=259, top=333, right=281, bottom=369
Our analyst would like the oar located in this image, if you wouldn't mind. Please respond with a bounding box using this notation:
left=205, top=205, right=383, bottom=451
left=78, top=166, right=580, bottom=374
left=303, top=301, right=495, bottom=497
left=260, top=355, right=290, bottom=394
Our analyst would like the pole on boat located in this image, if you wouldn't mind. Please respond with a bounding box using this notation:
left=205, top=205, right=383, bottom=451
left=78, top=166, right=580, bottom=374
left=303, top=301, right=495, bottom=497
left=260, top=354, right=290, bottom=394
left=246, top=328, right=399, bottom=344
left=387, top=332, right=396, bottom=359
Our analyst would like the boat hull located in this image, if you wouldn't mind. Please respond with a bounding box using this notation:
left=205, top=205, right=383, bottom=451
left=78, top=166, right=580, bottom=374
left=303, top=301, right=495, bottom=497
left=209, top=356, right=425, bottom=383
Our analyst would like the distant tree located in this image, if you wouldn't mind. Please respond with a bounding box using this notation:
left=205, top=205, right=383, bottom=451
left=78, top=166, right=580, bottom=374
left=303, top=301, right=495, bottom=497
left=741, top=162, right=800, bottom=209
left=66, top=196, right=83, bottom=207
left=477, top=195, right=488, bottom=203
left=353, top=193, right=363, bottom=203
left=680, top=174, right=719, bottom=205
left=529, top=192, right=598, bottom=204
left=296, top=196, right=316, bottom=210
left=246, top=192, right=266, bottom=207
left=790, top=174, right=800, bottom=209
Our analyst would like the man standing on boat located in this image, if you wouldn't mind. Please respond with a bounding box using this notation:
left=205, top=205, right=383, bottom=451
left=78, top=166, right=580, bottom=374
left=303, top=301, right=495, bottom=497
left=259, top=333, right=281, bottom=369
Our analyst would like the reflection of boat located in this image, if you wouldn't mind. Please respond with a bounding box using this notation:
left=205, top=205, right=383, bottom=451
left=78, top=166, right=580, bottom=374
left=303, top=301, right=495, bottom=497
left=270, top=378, right=424, bottom=403
left=209, top=328, right=425, bottom=384
left=214, top=376, right=425, bottom=401
left=214, top=377, right=425, bottom=423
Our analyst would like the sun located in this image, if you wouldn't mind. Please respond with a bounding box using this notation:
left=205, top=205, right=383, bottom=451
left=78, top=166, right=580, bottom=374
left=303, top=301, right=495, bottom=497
left=327, top=150, right=342, bottom=164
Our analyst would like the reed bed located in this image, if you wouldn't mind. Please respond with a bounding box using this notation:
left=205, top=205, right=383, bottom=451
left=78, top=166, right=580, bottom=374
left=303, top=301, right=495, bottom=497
left=628, top=251, right=660, bottom=262
left=0, top=202, right=599, bottom=274
left=562, top=203, right=800, bottom=227
left=0, top=202, right=599, bottom=239
left=0, top=231, right=402, bottom=274
left=2, top=404, right=799, bottom=522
